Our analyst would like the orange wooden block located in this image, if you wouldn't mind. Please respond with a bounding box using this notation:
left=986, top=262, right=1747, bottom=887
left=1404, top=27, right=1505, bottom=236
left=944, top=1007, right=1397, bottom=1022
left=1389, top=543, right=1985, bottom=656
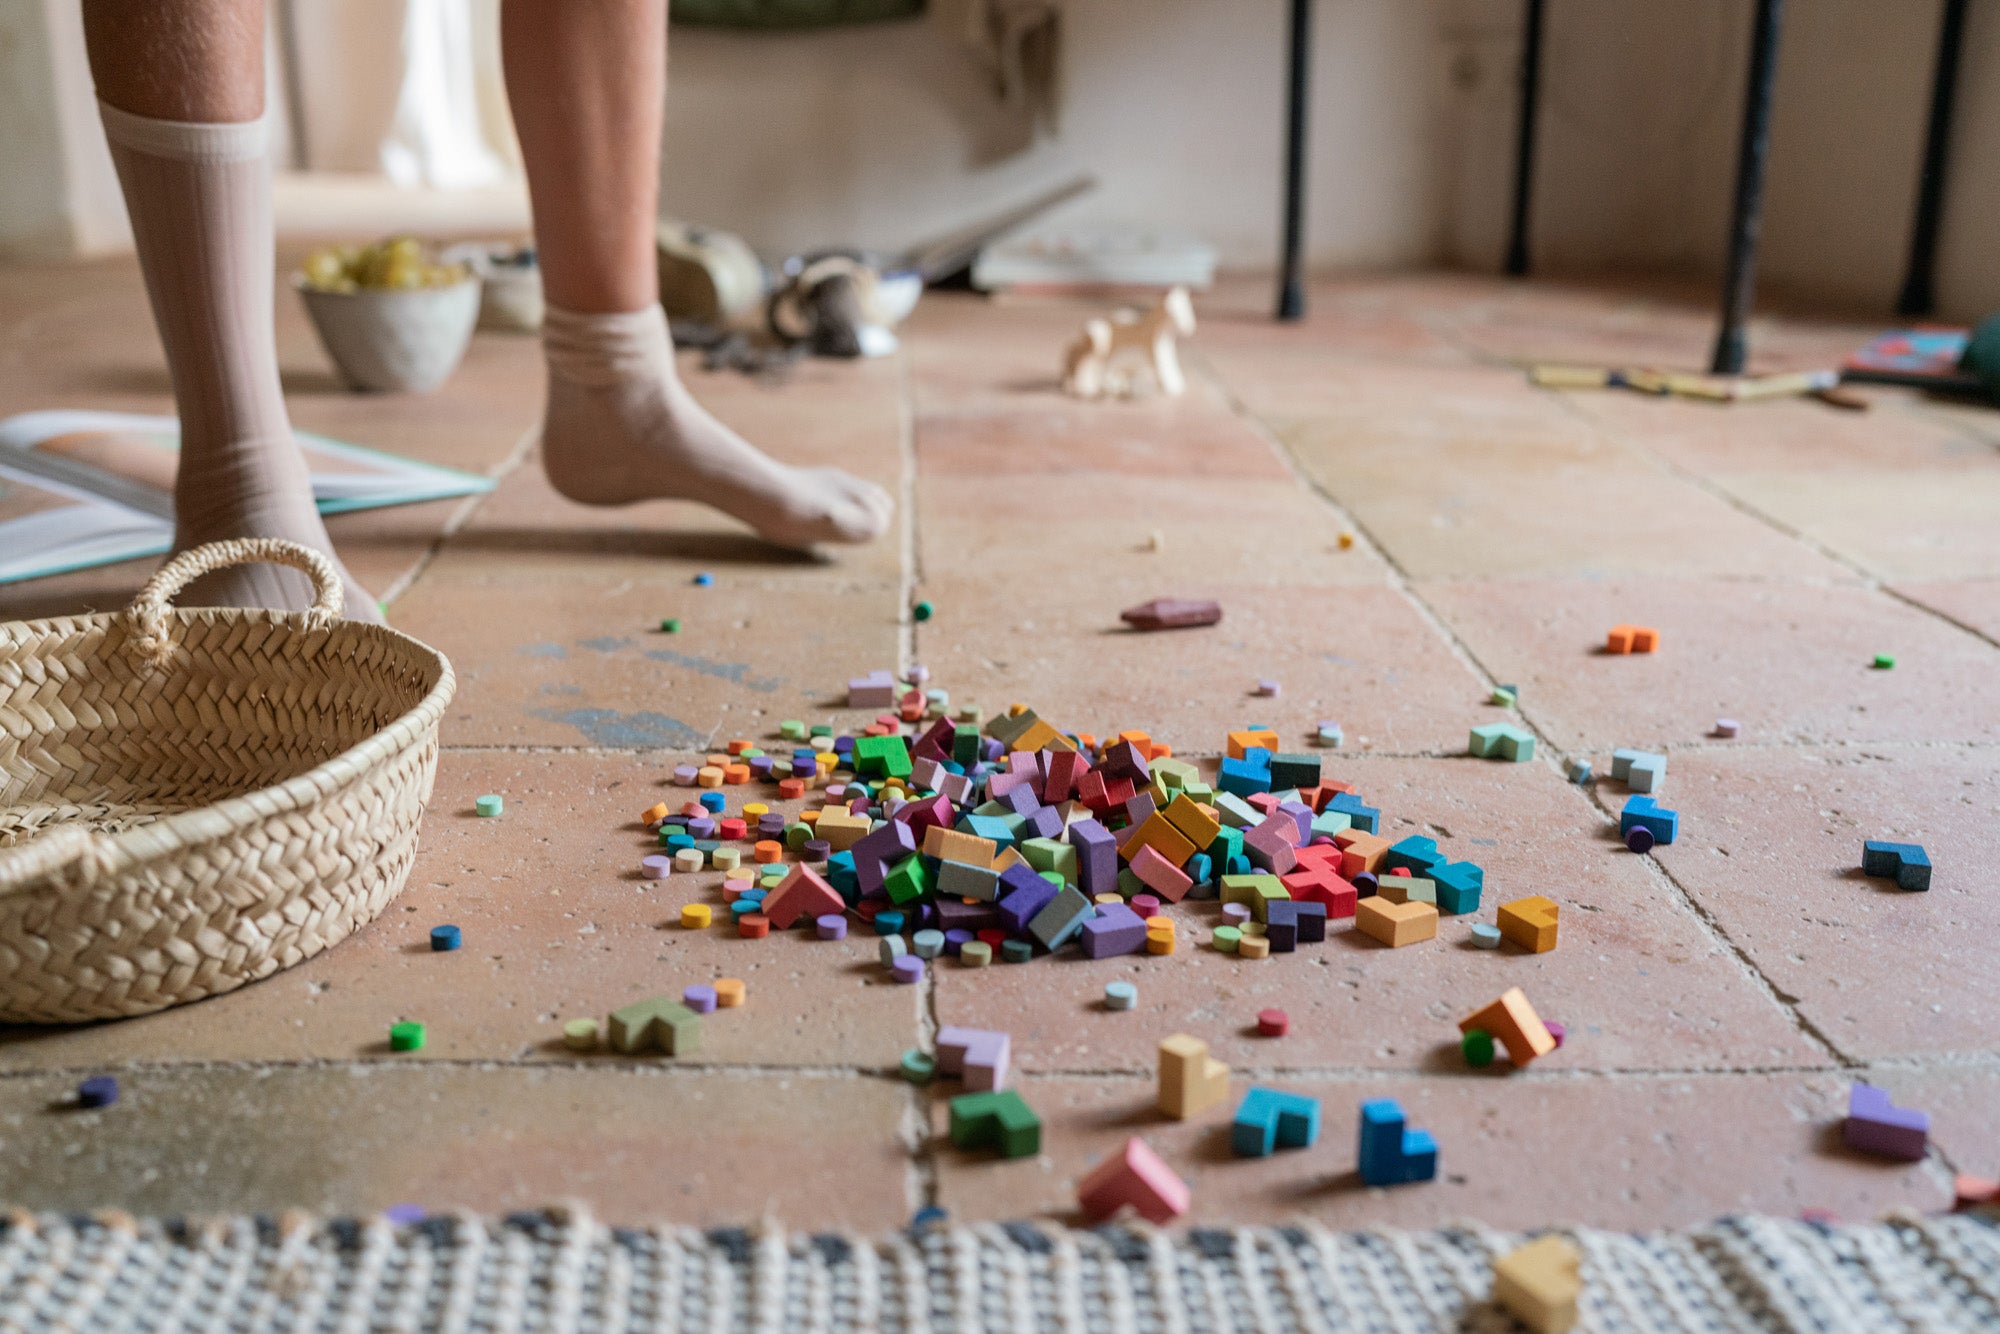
left=640, top=802, right=671, bottom=826
left=1227, top=728, right=1281, bottom=759
left=723, top=763, right=751, bottom=784
left=752, top=840, right=785, bottom=864
left=706, top=753, right=730, bottom=768
left=1605, top=623, right=1660, bottom=654
left=1334, top=829, right=1391, bottom=878
left=1354, top=898, right=1437, bottom=947
left=1497, top=895, right=1559, bottom=952
left=1123, top=812, right=1198, bottom=869
left=1160, top=794, right=1220, bottom=850
left=713, top=978, right=746, bottom=1007
left=726, top=739, right=752, bottom=756
left=777, top=779, right=806, bottom=800
left=737, top=913, right=771, bottom=939
left=1459, top=986, right=1555, bottom=1066
left=923, top=826, right=998, bottom=866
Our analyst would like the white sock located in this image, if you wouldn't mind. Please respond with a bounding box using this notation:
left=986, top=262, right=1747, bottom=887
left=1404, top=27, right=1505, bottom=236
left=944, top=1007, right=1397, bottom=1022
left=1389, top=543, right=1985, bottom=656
left=98, top=100, right=379, bottom=622
left=539, top=302, right=892, bottom=549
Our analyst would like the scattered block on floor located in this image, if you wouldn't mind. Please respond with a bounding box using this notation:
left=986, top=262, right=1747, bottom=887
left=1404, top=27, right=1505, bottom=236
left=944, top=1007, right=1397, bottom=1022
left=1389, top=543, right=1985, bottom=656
left=1861, top=839, right=1932, bottom=892
left=1231, top=1087, right=1321, bottom=1157
left=848, top=670, right=896, bottom=708
left=1611, top=748, right=1665, bottom=793
left=1468, top=722, right=1535, bottom=762
left=1079, top=902, right=1148, bottom=958
left=1220, top=873, right=1289, bottom=923
left=936, top=1027, right=1012, bottom=1092
left=1356, top=1098, right=1437, bottom=1187
left=1491, top=1235, right=1583, bottom=1334
left=1954, top=1175, right=2000, bottom=1212
left=1120, top=598, right=1223, bottom=631
left=1027, top=884, right=1097, bottom=950
left=761, top=864, right=843, bottom=929
left=949, top=1090, right=1041, bottom=1158
left=1279, top=859, right=1357, bottom=918
left=1377, top=874, right=1437, bottom=906
left=1431, top=860, right=1484, bottom=915
left=608, top=997, right=702, bottom=1056
left=1076, top=1136, right=1190, bottom=1224
left=1263, top=899, right=1326, bottom=948
left=1605, top=624, right=1659, bottom=654
left=1497, top=895, right=1560, bottom=953
left=1459, top=987, right=1555, bottom=1067
left=1844, top=1083, right=1929, bottom=1161
left=1158, top=1034, right=1230, bottom=1119
left=1619, top=795, right=1680, bottom=846
left=1355, top=897, right=1438, bottom=948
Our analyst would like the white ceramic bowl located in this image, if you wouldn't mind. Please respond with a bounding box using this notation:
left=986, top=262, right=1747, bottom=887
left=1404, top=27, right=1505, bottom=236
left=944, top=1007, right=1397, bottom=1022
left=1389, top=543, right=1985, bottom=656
left=296, top=276, right=481, bottom=393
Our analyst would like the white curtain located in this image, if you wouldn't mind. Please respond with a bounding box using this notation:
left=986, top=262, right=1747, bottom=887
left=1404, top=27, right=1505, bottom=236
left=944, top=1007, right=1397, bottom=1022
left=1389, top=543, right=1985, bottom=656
left=275, top=0, right=519, bottom=186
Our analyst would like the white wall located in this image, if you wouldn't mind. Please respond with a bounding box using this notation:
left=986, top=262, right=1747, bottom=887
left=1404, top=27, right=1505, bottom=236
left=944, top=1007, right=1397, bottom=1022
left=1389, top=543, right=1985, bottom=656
left=0, top=0, right=128, bottom=258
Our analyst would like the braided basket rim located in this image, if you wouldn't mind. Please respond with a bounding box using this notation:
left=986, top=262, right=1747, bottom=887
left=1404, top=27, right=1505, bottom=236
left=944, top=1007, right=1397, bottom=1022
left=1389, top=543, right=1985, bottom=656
left=0, top=604, right=455, bottom=896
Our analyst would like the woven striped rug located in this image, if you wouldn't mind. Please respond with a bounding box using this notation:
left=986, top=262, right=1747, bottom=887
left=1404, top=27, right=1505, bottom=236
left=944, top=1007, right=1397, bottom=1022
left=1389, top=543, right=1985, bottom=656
left=0, top=1205, right=1994, bottom=1330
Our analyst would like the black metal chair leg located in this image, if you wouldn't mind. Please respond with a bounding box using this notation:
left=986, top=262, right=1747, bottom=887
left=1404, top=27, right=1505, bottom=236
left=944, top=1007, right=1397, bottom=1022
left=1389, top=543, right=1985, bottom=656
left=1710, top=0, right=1786, bottom=376
left=1897, top=0, right=1968, bottom=318
left=1277, top=0, right=1312, bottom=321
left=1504, top=0, right=1545, bottom=277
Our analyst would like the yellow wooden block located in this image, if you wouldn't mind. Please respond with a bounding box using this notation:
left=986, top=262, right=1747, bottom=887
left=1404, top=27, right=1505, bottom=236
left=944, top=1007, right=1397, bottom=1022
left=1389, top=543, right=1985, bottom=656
left=1354, top=897, right=1438, bottom=947
left=697, top=766, right=726, bottom=788
left=1460, top=986, right=1555, bottom=1066
left=711, top=847, right=743, bottom=872
left=1012, top=718, right=1077, bottom=752
left=991, top=846, right=1027, bottom=875
left=562, top=1018, right=599, bottom=1051
left=681, top=903, right=712, bottom=928
left=1146, top=929, right=1176, bottom=955
left=814, top=808, right=872, bottom=851
left=1497, top=895, right=1560, bottom=953
left=713, top=977, right=745, bottom=1008
left=1160, top=793, right=1221, bottom=851
left=1124, top=812, right=1197, bottom=868
left=1226, top=728, right=1281, bottom=759
left=1237, top=934, right=1271, bottom=959
left=1158, top=1034, right=1230, bottom=1119
left=1491, top=1235, right=1582, bottom=1334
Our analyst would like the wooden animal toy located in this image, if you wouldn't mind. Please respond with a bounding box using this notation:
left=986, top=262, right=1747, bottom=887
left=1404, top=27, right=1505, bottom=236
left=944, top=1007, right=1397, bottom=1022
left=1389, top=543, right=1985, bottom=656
left=1062, top=286, right=1196, bottom=399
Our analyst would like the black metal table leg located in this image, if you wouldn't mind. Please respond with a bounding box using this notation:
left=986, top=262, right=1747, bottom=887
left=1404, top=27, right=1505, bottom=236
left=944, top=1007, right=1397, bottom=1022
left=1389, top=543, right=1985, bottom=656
left=1504, top=0, right=1546, bottom=277
left=1897, top=0, right=1969, bottom=318
left=1276, top=0, right=1312, bottom=321
left=1710, top=0, right=1786, bottom=375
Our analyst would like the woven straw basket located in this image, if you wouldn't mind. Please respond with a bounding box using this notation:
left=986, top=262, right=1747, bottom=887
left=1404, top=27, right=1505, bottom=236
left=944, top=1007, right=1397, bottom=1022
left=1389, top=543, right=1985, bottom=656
left=0, top=540, right=455, bottom=1023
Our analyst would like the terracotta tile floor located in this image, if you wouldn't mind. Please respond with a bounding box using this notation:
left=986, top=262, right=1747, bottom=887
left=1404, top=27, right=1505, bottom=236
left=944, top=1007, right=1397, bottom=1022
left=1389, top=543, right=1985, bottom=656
left=2, top=259, right=1996, bottom=1233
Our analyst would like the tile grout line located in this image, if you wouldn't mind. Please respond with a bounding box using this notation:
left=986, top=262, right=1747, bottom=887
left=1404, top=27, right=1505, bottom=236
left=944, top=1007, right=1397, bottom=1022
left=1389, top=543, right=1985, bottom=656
left=1198, top=341, right=1856, bottom=1071
left=376, top=420, right=543, bottom=611
left=893, top=341, right=940, bottom=1218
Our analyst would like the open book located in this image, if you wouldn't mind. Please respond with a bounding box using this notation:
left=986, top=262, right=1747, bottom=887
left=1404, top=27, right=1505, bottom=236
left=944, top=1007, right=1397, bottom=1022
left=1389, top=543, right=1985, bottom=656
left=0, top=409, right=493, bottom=586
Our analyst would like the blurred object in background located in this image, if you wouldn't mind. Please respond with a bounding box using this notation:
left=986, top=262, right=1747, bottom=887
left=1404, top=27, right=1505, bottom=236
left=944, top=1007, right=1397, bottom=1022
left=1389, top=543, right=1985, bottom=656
left=657, top=221, right=767, bottom=326
left=444, top=239, right=543, bottom=332
left=669, top=0, right=924, bottom=28
left=973, top=233, right=1216, bottom=295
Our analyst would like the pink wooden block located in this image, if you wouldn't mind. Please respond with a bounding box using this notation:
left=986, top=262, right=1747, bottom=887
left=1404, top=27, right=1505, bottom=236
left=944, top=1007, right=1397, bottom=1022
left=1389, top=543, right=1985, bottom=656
left=1128, top=843, right=1193, bottom=903
left=763, top=865, right=844, bottom=930
left=1243, top=818, right=1299, bottom=875
left=1042, top=750, right=1088, bottom=804
left=936, top=1026, right=1011, bottom=1092
left=1076, top=1136, right=1191, bottom=1224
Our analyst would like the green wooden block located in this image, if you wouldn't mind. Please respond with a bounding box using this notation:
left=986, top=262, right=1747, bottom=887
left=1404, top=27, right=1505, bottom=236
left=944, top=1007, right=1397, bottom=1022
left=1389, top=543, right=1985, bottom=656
left=608, top=997, right=702, bottom=1055
left=1208, top=825, right=1245, bottom=867
left=852, top=734, right=912, bottom=778
left=1021, top=837, right=1076, bottom=883
left=1221, top=873, right=1289, bottom=922
left=949, top=1090, right=1041, bottom=1158
left=1309, top=810, right=1352, bottom=841
left=1116, top=867, right=1144, bottom=898
left=952, top=725, right=982, bottom=766
left=780, top=720, right=807, bottom=741
left=1468, top=723, right=1507, bottom=758
left=884, top=857, right=933, bottom=905
left=1213, top=792, right=1262, bottom=829
left=785, top=822, right=815, bottom=850
left=1181, top=780, right=1217, bottom=806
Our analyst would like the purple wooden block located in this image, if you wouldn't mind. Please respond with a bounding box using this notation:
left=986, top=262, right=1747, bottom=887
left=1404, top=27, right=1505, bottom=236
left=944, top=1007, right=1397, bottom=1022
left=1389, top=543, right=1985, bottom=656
left=641, top=854, right=674, bottom=879
left=987, top=769, right=1034, bottom=801
left=980, top=738, right=1005, bottom=762
left=1354, top=872, right=1379, bottom=898
left=1121, top=791, right=1158, bottom=829
left=1100, top=740, right=1150, bottom=783
left=935, top=898, right=1001, bottom=934
left=1078, top=903, right=1147, bottom=958
left=890, top=955, right=925, bottom=984
left=803, top=839, right=831, bottom=862
left=998, top=873, right=1059, bottom=934
left=998, top=784, right=1041, bottom=817
left=937, top=772, right=974, bottom=806
left=944, top=928, right=973, bottom=955
left=852, top=820, right=919, bottom=893
left=937, top=1026, right=1011, bottom=1092
left=1069, top=818, right=1118, bottom=897
left=1221, top=903, right=1251, bottom=926
left=816, top=914, right=848, bottom=941
left=687, top=817, right=716, bottom=840
left=749, top=755, right=774, bottom=779
left=1843, top=1083, right=1929, bottom=1160
left=1024, top=805, right=1066, bottom=840
left=683, top=985, right=719, bottom=1013
left=792, top=758, right=817, bottom=779
left=1545, top=1021, right=1566, bottom=1048
left=1276, top=800, right=1314, bottom=845
left=674, top=765, right=699, bottom=785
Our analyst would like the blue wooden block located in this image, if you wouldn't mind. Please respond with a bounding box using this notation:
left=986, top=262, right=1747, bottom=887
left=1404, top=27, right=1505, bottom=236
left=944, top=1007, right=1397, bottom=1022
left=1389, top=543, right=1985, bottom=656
left=1218, top=749, right=1274, bottom=797
left=1862, top=839, right=1931, bottom=892
left=1385, top=836, right=1445, bottom=876
left=1357, top=1099, right=1437, bottom=1186
left=958, top=812, right=1019, bottom=849
left=1185, top=852, right=1213, bottom=889
left=1620, top=795, right=1680, bottom=845
left=1325, top=792, right=1380, bottom=835
left=1431, top=862, right=1483, bottom=916
left=1265, top=899, right=1328, bottom=944
left=1028, top=885, right=1096, bottom=951
left=1231, top=1086, right=1322, bottom=1157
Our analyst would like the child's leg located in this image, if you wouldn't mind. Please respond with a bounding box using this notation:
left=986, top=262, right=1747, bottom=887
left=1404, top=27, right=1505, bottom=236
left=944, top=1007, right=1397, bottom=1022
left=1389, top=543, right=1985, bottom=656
left=83, top=0, right=379, bottom=620
left=501, top=0, right=892, bottom=550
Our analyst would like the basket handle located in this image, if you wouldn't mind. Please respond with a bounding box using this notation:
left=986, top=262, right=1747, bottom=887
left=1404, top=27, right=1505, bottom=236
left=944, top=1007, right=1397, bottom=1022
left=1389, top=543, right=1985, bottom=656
left=126, top=538, right=345, bottom=666
left=0, top=824, right=117, bottom=895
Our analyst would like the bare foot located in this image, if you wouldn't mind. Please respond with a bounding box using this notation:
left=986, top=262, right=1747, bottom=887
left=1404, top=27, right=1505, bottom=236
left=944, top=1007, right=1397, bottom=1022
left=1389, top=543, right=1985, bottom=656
left=539, top=304, right=893, bottom=549
left=172, top=435, right=383, bottom=623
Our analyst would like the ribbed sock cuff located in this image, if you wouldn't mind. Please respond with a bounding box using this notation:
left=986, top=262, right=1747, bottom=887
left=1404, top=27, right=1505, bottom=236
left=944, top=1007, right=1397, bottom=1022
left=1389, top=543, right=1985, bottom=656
left=542, top=302, right=673, bottom=388
left=97, top=100, right=269, bottom=164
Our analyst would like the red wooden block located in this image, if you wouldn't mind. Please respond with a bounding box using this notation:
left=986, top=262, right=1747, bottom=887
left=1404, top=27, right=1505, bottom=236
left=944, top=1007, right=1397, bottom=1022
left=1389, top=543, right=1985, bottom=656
left=763, top=865, right=844, bottom=930
left=1075, top=1136, right=1191, bottom=1224
left=1043, top=750, right=1089, bottom=804
left=717, top=817, right=748, bottom=840
left=1281, top=865, right=1358, bottom=918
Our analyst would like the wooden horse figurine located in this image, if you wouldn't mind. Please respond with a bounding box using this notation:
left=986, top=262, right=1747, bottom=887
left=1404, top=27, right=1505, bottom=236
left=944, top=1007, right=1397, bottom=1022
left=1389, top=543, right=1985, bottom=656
left=1062, top=286, right=1196, bottom=400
